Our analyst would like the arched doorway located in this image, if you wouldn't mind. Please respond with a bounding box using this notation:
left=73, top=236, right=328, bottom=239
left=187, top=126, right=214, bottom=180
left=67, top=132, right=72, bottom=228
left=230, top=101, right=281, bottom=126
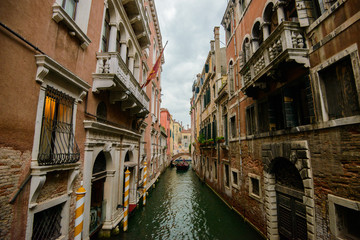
left=262, top=141, right=315, bottom=240
left=90, top=151, right=107, bottom=237
left=272, top=158, right=307, bottom=240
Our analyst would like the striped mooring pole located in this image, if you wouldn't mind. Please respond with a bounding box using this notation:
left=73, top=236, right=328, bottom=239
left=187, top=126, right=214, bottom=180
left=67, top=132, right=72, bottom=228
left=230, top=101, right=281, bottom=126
left=123, top=169, right=130, bottom=232
left=143, top=162, right=147, bottom=206
left=74, top=181, right=86, bottom=240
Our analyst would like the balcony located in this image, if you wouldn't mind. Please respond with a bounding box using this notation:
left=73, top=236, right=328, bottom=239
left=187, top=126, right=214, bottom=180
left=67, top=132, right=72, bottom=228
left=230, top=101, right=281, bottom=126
left=240, top=22, right=309, bottom=95
left=92, top=52, right=149, bottom=117
left=122, top=0, right=151, bottom=49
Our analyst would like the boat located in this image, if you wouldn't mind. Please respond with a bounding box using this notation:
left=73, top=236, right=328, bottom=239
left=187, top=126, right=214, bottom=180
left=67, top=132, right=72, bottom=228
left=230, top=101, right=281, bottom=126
left=170, top=160, right=176, bottom=168
left=175, top=160, right=189, bottom=171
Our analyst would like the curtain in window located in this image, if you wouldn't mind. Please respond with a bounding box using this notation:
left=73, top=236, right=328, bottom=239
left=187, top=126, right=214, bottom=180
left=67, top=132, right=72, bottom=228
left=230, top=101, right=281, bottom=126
left=38, top=86, right=79, bottom=165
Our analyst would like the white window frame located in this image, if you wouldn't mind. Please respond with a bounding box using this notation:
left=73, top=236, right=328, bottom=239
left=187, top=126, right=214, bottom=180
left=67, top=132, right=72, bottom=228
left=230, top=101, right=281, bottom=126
left=52, top=0, right=92, bottom=49
left=26, top=195, right=70, bottom=240
left=313, top=44, right=360, bottom=123
left=248, top=173, right=262, bottom=201
left=231, top=168, right=240, bottom=189
left=229, top=114, right=237, bottom=140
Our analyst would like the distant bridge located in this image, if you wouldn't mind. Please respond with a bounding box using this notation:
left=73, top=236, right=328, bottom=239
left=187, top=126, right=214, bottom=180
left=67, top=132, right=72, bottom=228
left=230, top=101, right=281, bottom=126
left=171, top=152, right=190, bottom=161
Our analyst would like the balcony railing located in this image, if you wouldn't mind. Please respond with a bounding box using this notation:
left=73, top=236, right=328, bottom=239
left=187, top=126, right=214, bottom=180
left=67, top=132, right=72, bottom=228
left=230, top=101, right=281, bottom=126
left=93, top=52, right=149, bottom=114
left=240, top=21, right=309, bottom=92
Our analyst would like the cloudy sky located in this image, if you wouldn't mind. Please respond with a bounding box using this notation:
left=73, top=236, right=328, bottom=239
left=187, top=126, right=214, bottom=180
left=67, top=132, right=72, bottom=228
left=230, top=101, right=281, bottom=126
left=155, top=0, right=227, bottom=128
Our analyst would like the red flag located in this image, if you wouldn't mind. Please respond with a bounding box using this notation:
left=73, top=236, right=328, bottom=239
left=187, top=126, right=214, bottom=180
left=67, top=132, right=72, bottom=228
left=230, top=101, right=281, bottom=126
left=141, top=41, right=168, bottom=88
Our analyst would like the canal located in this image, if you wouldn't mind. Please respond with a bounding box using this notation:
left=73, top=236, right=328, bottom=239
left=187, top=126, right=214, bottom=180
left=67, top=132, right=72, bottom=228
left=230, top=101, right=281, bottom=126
left=107, top=166, right=264, bottom=240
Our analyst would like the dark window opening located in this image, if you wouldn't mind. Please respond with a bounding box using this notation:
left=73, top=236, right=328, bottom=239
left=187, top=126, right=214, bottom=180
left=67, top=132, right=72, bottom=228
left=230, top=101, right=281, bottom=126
left=225, top=164, right=230, bottom=187
left=101, top=9, right=111, bottom=52
left=246, top=105, right=256, bottom=135
left=232, top=171, right=238, bottom=185
left=96, top=102, right=107, bottom=121
left=335, top=204, right=360, bottom=239
left=230, top=116, right=236, bottom=138
left=251, top=177, right=260, bottom=196
left=319, top=56, right=360, bottom=120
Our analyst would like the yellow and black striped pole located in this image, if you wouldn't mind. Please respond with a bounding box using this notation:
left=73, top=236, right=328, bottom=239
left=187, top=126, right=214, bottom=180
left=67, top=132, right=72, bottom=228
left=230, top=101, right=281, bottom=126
left=143, top=162, right=147, bottom=206
left=74, top=182, right=86, bottom=240
left=123, top=169, right=130, bottom=231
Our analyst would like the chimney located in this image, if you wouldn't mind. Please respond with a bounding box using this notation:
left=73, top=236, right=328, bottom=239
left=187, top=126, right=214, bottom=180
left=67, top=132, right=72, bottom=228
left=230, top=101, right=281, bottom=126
left=210, top=40, right=215, bottom=53
left=214, top=26, right=220, bottom=77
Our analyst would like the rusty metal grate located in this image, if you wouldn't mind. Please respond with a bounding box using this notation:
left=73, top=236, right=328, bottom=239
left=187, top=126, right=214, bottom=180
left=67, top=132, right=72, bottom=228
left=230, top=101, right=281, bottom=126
left=38, top=86, right=80, bottom=165
left=32, top=203, right=63, bottom=240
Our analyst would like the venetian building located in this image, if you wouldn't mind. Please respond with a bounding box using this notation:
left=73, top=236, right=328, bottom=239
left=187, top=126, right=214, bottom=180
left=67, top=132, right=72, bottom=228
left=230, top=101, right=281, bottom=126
left=0, top=0, right=163, bottom=239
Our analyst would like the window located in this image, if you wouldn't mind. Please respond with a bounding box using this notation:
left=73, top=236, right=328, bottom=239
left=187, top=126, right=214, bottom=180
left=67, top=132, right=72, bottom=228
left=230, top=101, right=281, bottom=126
left=231, top=169, right=239, bottom=189
left=229, top=63, right=234, bottom=93
left=258, top=101, right=269, bottom=133
left=212, top=119, right=217, bottom=140
left=224, top=164, right=230, bottom=188
left=184, top=136, right=187, bottom=139
left=96, top=102, right=107, bottom=121
left=62, top=0, right=78, bottom=19
left=32, top=203, right=64, bottom=240
left=249, top=173, right=261, bottom=201
left=38, top=86, right=79, bottom=165
left=319, top=56, right=360, bottom=120
left=224, top=114, right=228, bottom=144
left=329, top=194, right=360, bottom=240
left=230, top=116, right=236, bottom=138
left=214, top=161, right=218, bottom=180
left=101, top=9, right=110, bottom=52
left=116, top=31, right=121, bottom=52
left=246, top=105, right=255, bottom=135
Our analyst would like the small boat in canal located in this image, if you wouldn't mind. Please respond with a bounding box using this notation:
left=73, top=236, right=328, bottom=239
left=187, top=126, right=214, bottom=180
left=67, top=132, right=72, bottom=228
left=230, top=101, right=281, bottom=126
left=175, top=160, right=189, bottom=171
left=170, top=160, right=176, bottom=167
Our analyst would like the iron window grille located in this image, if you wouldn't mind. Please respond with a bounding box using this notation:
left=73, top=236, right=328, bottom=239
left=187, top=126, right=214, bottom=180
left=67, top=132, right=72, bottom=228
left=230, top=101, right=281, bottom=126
left=38, top=86, right=80, bottom=165
left=32, top=203, right=63, bottom=240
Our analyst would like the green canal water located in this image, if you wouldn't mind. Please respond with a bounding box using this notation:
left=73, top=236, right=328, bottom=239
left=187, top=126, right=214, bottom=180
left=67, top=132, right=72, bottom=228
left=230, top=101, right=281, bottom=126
left=109, top=166, right=264, bottom=240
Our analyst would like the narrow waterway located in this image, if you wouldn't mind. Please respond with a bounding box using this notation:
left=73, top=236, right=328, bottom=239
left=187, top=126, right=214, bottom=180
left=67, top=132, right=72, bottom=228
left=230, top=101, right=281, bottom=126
left=109, top=166, right=264, bottom=240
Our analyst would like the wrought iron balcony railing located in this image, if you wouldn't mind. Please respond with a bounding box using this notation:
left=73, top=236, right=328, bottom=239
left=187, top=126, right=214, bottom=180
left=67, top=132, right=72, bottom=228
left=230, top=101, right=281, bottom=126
left=240, top=21, right=309, bottom=93
left=93, top=52, right=149, bottom=116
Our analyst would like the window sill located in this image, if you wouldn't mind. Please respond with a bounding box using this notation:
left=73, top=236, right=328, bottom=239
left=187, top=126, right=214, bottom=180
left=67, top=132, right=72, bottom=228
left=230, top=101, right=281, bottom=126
left=243, top=115, right=360, bottom=140
left=52, top=3, right=91, bottom=49
left=249, top=193, right=262, bottom=202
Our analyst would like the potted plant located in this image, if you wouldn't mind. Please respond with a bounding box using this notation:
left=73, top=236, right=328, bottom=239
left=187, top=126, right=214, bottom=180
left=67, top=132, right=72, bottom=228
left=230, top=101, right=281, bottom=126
left=198, top=134, right=205, bottom=147
left=216, top=136, right=225, bottom=143
left=208, top=138, right=214, bottom=145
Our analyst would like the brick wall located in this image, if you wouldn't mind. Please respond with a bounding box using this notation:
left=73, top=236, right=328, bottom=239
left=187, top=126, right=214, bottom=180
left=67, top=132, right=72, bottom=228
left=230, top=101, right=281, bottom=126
left=0, top=147, right=31, bottom=240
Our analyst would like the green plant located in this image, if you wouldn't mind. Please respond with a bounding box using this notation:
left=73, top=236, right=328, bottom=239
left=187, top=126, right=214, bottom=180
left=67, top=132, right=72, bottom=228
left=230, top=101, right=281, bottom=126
left=197, top=134, right=205, bottom=144
left=216, top=136, right=225, bottom=143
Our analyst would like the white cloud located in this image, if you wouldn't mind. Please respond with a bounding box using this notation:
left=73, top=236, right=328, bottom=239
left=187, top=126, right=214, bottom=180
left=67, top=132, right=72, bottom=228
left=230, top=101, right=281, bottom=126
left=155, top=0, right=227, bottom=127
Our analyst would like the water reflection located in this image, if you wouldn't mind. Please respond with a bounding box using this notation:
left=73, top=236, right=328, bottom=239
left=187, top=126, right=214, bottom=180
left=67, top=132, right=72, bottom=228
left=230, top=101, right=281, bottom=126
left=106, top=166, right=263, bottom=240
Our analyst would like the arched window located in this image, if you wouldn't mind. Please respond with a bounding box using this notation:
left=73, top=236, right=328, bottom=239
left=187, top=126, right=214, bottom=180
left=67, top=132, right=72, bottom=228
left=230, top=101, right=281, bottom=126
left=101, top=9, right=110, bottom=52
left=116, top=30, right=121, bottom=52
left=242, top=37, right=251, bottom=63
left=263, top=3, right=278, bottom=35
left=251, top=21, right=263, bottom=52
left=96, top=101, right=107, bottom=121
left=284, top=0, right=298, bottom=22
